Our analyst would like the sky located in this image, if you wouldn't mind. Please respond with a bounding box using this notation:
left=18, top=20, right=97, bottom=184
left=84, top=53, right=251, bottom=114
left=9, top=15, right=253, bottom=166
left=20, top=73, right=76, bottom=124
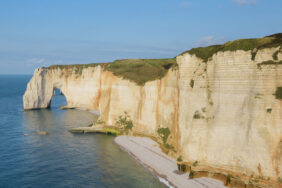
left=0, top=0, right=281, bottom=74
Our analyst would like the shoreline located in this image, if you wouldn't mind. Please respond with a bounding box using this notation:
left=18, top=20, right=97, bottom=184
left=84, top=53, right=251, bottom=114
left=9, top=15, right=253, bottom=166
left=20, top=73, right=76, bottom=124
left=114, top=135, right=226, bottom=188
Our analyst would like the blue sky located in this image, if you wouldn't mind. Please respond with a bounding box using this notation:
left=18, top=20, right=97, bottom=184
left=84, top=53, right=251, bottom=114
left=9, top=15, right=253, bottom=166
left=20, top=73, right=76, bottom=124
left=0, top=0, right=281, bottom=74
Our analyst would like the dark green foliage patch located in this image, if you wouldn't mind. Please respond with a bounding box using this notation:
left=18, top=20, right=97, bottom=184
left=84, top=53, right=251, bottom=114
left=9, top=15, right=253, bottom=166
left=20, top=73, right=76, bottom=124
left=190, top=79, right=194, bottom=88
left=157, top=126, right=171, bottom=144
left=177, top=156, right=183, bottom=162
left=115, top=112, right=134, bottom=131
left=275, top=87, right=282, bottom=99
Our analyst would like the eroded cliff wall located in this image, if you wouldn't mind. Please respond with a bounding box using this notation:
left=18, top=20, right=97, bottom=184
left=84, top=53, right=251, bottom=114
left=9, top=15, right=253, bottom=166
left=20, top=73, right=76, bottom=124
left=177, top=47, right=282, bottom=180
left=23, top=46, right=282, bottom=180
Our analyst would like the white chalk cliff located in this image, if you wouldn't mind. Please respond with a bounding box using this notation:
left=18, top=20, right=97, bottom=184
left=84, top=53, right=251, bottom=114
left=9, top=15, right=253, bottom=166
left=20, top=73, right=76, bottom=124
left=23, top=39, right=282, bottom=182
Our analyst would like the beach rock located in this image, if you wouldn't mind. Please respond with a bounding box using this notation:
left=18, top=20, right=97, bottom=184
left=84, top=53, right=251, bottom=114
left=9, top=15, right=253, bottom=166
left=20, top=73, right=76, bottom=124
left=37, top=131, right=49, bottom=135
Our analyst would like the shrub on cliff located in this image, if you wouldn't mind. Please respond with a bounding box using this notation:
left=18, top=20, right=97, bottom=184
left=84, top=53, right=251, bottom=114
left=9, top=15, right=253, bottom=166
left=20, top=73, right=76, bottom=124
left=157, top=126, right=175, bottom=153
left=275, top=87, right=282, bottom=99
left=157, top=126, right=171, bottom=144
left=115, top=112, right=133, bottom=132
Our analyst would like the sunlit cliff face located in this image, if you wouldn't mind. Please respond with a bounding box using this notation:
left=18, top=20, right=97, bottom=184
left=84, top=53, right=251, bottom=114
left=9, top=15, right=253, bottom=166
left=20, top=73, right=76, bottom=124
left=23, top=46, right=282, bottom=180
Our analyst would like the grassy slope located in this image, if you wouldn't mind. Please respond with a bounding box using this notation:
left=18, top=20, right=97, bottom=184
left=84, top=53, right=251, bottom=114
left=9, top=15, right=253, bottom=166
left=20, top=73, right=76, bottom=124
left=47, top=33, right=281, bottom=85
left=104, top=58, right=176, bottom=85
left=180, top=33, right=282, bottom=62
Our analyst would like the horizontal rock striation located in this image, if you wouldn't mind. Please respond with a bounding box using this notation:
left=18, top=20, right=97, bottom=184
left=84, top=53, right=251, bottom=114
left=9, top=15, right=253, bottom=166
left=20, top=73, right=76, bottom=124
left=23, top=34, right=282, bottom=182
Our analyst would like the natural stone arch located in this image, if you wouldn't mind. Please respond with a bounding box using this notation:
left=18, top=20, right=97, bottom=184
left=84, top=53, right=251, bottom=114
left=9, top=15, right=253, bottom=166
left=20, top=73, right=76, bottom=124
left=49, top=87, right=67, bottom=109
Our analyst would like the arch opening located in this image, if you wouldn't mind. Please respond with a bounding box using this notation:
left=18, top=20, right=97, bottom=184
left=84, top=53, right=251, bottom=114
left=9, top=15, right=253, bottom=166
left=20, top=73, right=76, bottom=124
left=50, top=88, right=67, bottom=109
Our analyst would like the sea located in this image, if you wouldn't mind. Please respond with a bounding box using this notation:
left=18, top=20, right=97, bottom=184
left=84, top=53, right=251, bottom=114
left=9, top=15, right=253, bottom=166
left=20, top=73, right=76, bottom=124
left=0, top=75, right=167, bottom=188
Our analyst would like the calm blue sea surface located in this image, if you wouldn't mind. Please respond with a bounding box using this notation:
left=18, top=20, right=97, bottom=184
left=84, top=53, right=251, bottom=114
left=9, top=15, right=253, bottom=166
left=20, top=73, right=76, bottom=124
left=0, top=75, right=166, bottom=188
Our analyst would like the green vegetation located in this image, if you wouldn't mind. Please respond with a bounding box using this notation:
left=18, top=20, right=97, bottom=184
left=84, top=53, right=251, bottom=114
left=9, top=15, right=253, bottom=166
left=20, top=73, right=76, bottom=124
left=102, top=127, right=120, bottom=136
left=104, top=58, right=177, bottom=85
left=181, top=33, right=282, bottom=62
left=180, top=164, right=187, bottom=172
left=177, top=156, right=183, bottom=162
left=258, top=60, right=282, bottom=65
left=190, top=79, right=194, bottom=88
left=95, top=118, right=105, bottom=125
left=47, top=58, right=177, bottom=85
left=192, top=160, right=198, bottom=167
left=157, top=126, right=174, bottom=152
left=272, top=49, right=280, bottom=60
left=157, top=126, right=171, bottom=144
left=189, top=169, right=195, bottom=178
left=177, top=163, right=187, bottom=172
left=226, top=174, right=233, bottom=185
left=177, top=156, right=183, bottom=171
left=115, top=111, right=134, bottom=132
left=266, top=108, right=272, bottom=113
left=193, top=111, right=203, bottom=119
left=47, top=33, right=281, bottom=86
left=257, top=60, right=282, bottom=69
left=164, top=143, right=174, bottom=150
left=275, top=87, right=282, bottom=99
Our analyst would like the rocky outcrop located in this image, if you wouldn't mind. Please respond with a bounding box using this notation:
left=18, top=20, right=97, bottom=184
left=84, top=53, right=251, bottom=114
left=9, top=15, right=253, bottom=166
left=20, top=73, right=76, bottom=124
left=23, top=39, right=282, bottom=182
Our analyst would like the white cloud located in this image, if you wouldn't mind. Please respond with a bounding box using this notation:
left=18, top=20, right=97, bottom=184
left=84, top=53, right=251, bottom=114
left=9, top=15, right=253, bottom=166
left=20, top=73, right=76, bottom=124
left=27, top=58, right=45, bottom=64
left=232, top=0, right=257, bottom=5
left=196, top=36, right=227, bottom=47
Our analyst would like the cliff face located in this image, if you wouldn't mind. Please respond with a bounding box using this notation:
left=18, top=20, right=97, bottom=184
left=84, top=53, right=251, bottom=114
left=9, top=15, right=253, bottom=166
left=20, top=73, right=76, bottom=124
left=23, top=43, right=282, bottom=180
left=177, top=47, right=282, bottom=179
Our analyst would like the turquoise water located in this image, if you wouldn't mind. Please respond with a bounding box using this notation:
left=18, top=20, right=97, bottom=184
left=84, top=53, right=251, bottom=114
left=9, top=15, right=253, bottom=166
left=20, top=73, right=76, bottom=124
left=0, top=75, right=167, bottom=188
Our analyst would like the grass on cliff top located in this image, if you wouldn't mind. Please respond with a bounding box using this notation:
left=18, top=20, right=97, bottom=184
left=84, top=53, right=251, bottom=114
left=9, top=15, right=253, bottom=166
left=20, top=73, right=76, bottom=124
left=181, top=33, right=282, bottom=62
left=48, top=63, right=107, bottom=74
left=104, top=58, right=177, bottom=85
left=48, top=58, right=176, bottom=85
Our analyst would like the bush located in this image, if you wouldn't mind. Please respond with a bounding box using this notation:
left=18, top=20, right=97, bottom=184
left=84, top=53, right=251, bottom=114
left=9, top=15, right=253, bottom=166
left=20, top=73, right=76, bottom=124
left=275, top=87, right=282, bottom=99
left=190, top=79, right=194, bottom=88
left=164, top=143, right=174, bottom=150
left=193, top=111, right=202, bottom=119
left=180, top=164, right=187, bottom=172
left=189, top=170, right=195, bottom=178
left=115, top=112, right=134, bottom=131
left=157, top=127, right=171, bottom=144
left=177, top=156, right=183, bottom=162
left=226, top=174, right=232, bottom=185
left=192, top=161, right=198, bottom=167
